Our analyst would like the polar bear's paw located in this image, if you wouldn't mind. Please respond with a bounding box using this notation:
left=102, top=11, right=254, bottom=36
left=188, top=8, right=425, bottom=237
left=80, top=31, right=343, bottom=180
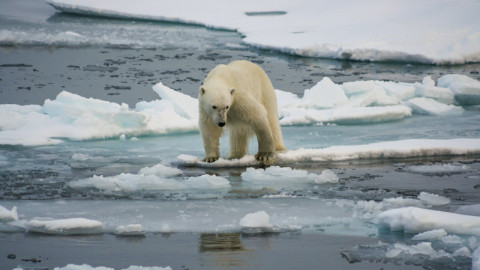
left=203, top=156, right=220, bottom=163
left=255, top=152, right=275, bottom=165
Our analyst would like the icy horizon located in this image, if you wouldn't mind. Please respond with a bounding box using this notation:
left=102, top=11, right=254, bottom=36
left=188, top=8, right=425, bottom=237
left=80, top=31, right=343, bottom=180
left=45, top=0, right=480, bottom=64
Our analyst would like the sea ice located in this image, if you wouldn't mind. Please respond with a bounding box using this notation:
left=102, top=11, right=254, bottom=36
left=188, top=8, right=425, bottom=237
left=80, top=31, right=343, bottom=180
left=1, top=75, right=479, bottom=146
left=178, top=138, right=480, bottom=167
left=417, top=192, right=451, bottom=206
left=385, top=242, right=450, bottom=259
left=438, top=74, right=480, bottom=105
left=406, top=164, right=469, bottom=174
left=0, top=205, right=18, bottom=222
left=68, top=164, right=229, bottom=192
left=412, top=229, right=448, bottom=241
left=46, top=0, right=480, bottom=64
left=241, top=166, right=338, bottom=185
left=376, top=207, right=480, bottom=236
left=17, top=265, right=173, bottom=270
left=239, top=211, right=271, bottom=229
left=25, top=218, right=104, bottom=235
left=115, top=224, right=145, bottom=236
left=301, top=77, right=348, bottom=109
left=405, top=97, right=464, bottom=115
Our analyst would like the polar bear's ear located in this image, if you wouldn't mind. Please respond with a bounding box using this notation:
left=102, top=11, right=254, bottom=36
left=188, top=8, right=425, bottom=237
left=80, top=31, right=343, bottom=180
left=200, top=87, right=206, bottom=95
left=230, top=88, right=235, bottom=95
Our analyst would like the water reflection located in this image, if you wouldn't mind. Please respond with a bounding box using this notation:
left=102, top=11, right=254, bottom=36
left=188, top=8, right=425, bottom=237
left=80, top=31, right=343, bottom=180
left=199, top=233, right=252, bottom=268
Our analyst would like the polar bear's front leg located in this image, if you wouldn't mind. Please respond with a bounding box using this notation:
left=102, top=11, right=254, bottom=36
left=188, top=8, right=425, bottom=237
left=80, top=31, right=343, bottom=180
left=200, top=113, right=223, bottom=163
left=252, top=117, right=276, bottom=165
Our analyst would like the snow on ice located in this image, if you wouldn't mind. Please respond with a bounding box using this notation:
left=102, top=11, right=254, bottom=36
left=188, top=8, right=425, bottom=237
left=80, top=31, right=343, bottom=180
left=46, top=0, right=480, bottom=64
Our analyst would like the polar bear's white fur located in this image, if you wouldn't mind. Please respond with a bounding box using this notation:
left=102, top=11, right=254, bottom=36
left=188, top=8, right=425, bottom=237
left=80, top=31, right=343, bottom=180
left=198, top=60, right=286, bottom=164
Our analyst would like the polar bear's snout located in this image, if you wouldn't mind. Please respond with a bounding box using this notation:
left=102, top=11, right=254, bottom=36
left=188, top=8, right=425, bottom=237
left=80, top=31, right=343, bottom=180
left=215, top=108, right=228, bottom=127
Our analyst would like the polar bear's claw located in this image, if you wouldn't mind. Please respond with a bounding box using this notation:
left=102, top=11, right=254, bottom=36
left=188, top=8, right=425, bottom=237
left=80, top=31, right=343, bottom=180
left=255, top=152, right=275, bottom=165
left=203, top=156, right=219, bottom=163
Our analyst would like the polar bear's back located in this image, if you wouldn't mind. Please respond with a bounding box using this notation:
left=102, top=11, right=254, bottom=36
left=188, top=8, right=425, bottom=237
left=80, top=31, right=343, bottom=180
left=226, top=60, right=276, bottom=103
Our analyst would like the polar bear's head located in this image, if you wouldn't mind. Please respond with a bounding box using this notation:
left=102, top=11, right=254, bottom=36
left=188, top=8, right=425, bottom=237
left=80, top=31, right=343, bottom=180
left=199, top=86, right=235, bottom=127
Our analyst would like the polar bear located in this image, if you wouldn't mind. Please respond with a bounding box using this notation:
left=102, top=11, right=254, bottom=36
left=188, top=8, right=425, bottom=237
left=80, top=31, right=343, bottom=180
left=198, top=60, right=286, bottom=164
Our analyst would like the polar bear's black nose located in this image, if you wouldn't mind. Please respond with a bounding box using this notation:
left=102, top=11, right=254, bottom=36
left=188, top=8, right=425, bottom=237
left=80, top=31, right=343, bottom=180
left=217, top=122, right=225, bottom=127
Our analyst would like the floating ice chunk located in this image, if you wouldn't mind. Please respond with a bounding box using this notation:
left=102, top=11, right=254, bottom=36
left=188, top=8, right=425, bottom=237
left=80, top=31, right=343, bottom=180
left=0, top=205, right=18, bottom=222
left=183, top=174, right=230, bottom=189
left=138, top=164, right=183, bottom=177
left=239, top=211, right=271, bottom=229
left=346, top=87, right=398, bottom=107
left=413, top=76, right=455, bottom=104
left=375, top=81, right=416, bottom=101
left=279, top=105, right=412, bottom=125
left=45, top=265, right=172, bottom=270
left=376, top=207, right=480, bottom=235
left=52, top=265, right=114, bottom=270
left=438, top=74, right=480, bottom=105
left=68, top=164, right=229, bottom=192
left=152, top=82, right=198, bottom=119
left=406, top=163, right=469, bottom=174
left=474, top=245, right=480, bottom=270
left=115, top=224, right=145, bottom=236
left=456, top=204, right=480, bottom=217
left=26, top=218, right=104, bottom=235
left=453, top=247, right=471, bottom=258
left=123, top=267, right=172, bottom=270
left=275, top=89, right=300, bottom=109
left=342, top=80, right=377, bottom=96
left=417, top=192, right=450, bottom=206
left=412, top=229, right=448, bottom=241
left=241, top=166, right=338, bottom=185
left=301, top=77, right=348, bottom=109
left=405, top=97, right=464, bottom=115
left=385, top=242, right=450, bottom=259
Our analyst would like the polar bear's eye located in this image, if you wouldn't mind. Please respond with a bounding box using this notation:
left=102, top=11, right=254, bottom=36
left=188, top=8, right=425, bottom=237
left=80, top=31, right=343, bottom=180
left=226, top=106, right=229, bottom=109
left=212, top=106, right=217, bottom=109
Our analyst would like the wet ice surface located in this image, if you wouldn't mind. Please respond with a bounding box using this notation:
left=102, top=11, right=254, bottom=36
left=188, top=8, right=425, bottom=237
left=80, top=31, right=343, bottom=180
left=1, top=1, right=480, bottom=270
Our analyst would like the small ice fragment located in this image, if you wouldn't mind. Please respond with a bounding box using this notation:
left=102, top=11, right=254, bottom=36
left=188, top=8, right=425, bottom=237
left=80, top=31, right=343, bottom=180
left=315, top=169, right=339, bottom=184
left=26, top=218, right=104, bottom=235
left=0, top=205, right=18, bottom=222
left=239, top=211, right=271, bottom=228
left=115, top=224, right=145, bottom=236
left=412, top=229, right=448, bottom=241
left=417, top=192, right=450, bottom=206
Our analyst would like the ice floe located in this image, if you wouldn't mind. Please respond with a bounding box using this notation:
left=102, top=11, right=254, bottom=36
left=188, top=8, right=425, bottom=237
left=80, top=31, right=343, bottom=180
left=67, top=164, right=229, bottom=192
left=46, top=0, right=480, bottom=64
left=115, top=224, right=145, bottom=236
left=377, top=207, right=480, bottom=236
left=178, top=138, right=480, bottom=167
left=239, top=211, right=272, bottom=230
left=25, top=217, right=104, bottom=235
left=241, top=166, right=339, bottom=185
